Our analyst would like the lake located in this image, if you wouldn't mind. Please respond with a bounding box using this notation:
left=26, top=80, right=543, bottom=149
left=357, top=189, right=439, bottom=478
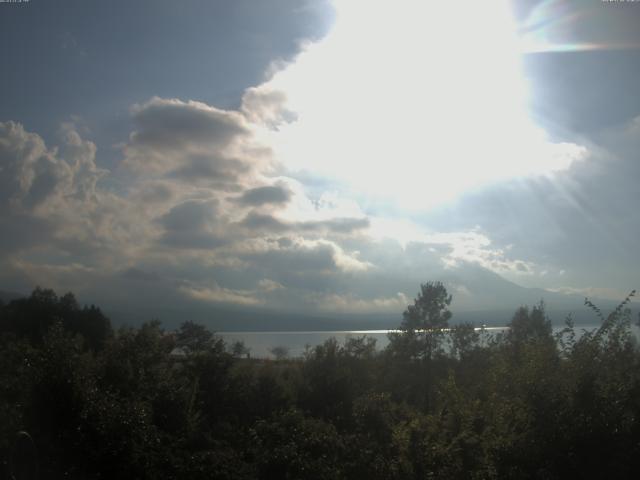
left=219, top=325, right=627, bottom=358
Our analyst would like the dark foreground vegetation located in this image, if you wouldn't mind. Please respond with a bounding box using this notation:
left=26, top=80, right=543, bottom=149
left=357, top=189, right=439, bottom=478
left=1, top=283, right=639, bottom=479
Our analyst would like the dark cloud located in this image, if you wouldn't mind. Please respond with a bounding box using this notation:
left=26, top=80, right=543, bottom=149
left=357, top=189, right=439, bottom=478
left=158, top=200, right=227, bottom=249
left=159, top=200, right=218, bottom=232
left=235, top=185, right=292, bottom=206
left=132, top=181, right=175, bottom=205
left=242, top=243, right=339, bottom=285
left=277, top=237, right=293, bottom=248
left=160, top=231, right=228, bottom=250
left=122, top=98, right=266, bottom=188
left=241, top=212, right=288, bottom=233
left=130, top=97, right=248, bottom=150
left=0, top=214, right=54, bottom=255
left=240, top=211, right=369, bottom=235
left=121, top=267, right=161, bottom=282
left=0, top=121, right=110, bottom=262
left=169, top=154, right=249, bottom=186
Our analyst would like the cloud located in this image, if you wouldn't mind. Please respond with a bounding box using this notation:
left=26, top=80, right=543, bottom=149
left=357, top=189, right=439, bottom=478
left=1, top=115, right=543, bottom=316
left=241, top=86, right=298, bottom=128
left=241, top=212, right=289, bottom=233
left=0, top=121, right=111, bottom=259
left=0, top=213, right=53, bottom=254
left=408, top=114, right=640, bottom=296
left=237, top=0, right=590, bottom=210
left=312, top=217, right=369, bottom=234
left=129, top=97, right=248, bottom=151
left=0, top=121, right=105, bottom=213
left=545, top=286, right=633, bottom=302
left=257, top=278, right=284, bottom=292
left=308, top=291, right=409, bottom=314
left=8, top=259, right=100, bottom=294
left=5, top=12, right=637, bottom=318
left=0, top=116, right=384, bottom=313
left=157, top=199, right=228, bottom=250
left=121, top=267, right=161, bottom=282
left=122, top=97, right=270, bottom=189
left=179, top=283, right=261, bottom=306
left=425, top=231, right=538, bottom=276
left=245, top=241, right=340, bottom=276
left=160, top=200, right=218, bottom=232
left=240, top=211, right=369, bottom=235
left=234, top=185, right=292, bottom=206
left=129, top=180, right=177, bottom=207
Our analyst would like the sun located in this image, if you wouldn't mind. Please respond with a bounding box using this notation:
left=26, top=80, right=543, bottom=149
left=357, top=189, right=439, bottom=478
left=257, top=0, right=586, bottom=210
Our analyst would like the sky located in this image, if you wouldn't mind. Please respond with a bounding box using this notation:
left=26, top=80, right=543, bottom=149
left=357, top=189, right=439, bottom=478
left=1, top=0, right=639, bottom=325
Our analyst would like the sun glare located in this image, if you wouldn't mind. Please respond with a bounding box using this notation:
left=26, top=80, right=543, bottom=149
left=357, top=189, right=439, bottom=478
left=260, top=0, right=586, bottom=209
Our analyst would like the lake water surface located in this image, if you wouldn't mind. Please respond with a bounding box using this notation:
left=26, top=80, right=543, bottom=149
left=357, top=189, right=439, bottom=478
left=219, top=325, right=627, bottom=358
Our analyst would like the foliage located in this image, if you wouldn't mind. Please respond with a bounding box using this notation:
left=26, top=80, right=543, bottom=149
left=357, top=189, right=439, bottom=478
left=1, top=285, right=640, bottom=479
left=388, top=281, right=452, bottom=361
left=0, top=287, right=111, bottom=350
left=269, top=345, right=290, bottom=361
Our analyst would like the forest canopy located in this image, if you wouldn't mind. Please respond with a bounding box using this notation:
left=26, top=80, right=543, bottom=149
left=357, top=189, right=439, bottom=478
left=1, top=285, right=639, bottom=479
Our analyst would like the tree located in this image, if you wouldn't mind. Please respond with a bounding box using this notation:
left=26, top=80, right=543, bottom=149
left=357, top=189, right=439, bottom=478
left=385, top=282, right=453, bottom=412
left=230, top=340, right=250, bottom=358
left=390, top=281, right=452, bottom=361
left=176, top=321, right=216, bottom=353
left=506, top=302, right=552, bottom=346
left=269, top=345, right=290, bottom=361
left=0, top=288, right=112, bottom=350
left=450, top=322, right=479, bottom=360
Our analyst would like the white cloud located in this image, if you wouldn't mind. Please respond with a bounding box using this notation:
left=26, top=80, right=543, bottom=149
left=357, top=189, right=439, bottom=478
left=179, top=284, right=261, bottom=306
left=9, top=259, right=100, bottom=294
left=122, top=97, right=272, bottom=189
left=429, top=231, right=538, bottom=277
left=0, top=121, right=106, bottom=214
left=237, top=0, right=589, bottom=210
left=546, top=286, right=635, bottom=302
left=369, top=218, right=539, bottom=279
left=7, top=4, right=637, bottom=318
left=241, top=86, right=297, bottom=128
left=258, top=278, right=285, bottom=292
left=310, top=291, right=409, bottom=314
left=328, top=241, right=371, bottom=273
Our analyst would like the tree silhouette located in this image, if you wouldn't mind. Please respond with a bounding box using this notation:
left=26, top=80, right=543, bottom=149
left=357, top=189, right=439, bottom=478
left=390, top=281, right=452, bottom=361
